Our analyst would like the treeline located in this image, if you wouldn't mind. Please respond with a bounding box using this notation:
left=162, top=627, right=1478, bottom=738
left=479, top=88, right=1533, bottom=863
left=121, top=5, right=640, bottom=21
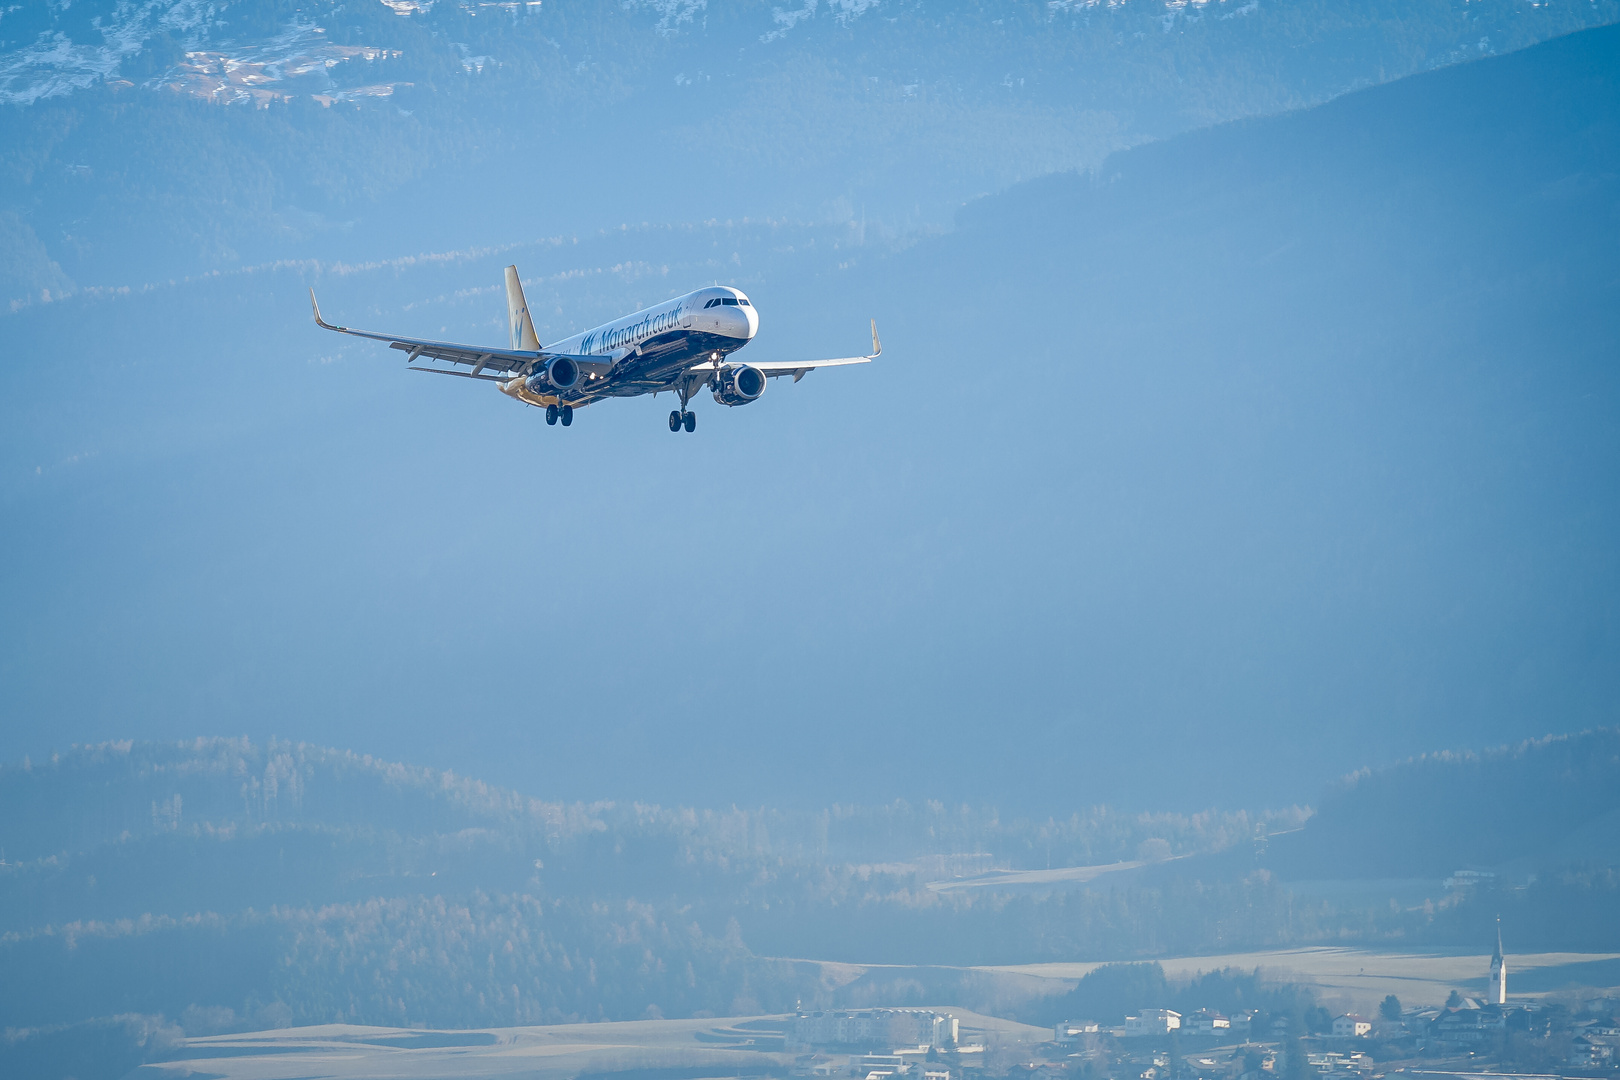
left=0, top=738, right=1302, bottom=912
left=0, top=889, right=1341, bottom=1032
left=1272, top=728, right=1620, bottom=879
left=0, top=892, right=779, bottom=1031
left=725, top=861, right=1620, bottom=966
left=725, top=863, right=1311, bottom=966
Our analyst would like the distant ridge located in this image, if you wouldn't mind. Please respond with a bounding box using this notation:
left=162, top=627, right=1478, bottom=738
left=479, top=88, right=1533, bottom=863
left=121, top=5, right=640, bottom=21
left=0, top=736, right=574, bottom=863
left=957, top=21, right=1620, bottom=241
left=1271, top=728, right=1620, bottom=878
left=4, top=0, right=1618, bottom=286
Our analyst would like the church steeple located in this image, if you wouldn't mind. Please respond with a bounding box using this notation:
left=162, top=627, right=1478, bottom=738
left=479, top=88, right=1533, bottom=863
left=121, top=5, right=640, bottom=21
left=1489, top=917, right=1507, bottom=1004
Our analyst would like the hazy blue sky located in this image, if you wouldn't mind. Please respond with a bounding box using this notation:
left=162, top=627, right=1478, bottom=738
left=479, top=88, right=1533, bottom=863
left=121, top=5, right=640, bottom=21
left=3, top=26, right=1617, bottom=815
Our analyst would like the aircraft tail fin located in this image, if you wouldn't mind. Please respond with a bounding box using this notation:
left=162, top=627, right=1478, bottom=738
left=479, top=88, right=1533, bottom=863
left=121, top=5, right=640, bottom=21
left=504, top=265, right=541, bottom=351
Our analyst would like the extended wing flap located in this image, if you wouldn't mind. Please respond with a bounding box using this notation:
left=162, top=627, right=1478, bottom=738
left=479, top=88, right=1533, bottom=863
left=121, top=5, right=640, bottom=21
left=409, top=367, right=508, bottom=382
left=388, top=341, right=528, bottom=373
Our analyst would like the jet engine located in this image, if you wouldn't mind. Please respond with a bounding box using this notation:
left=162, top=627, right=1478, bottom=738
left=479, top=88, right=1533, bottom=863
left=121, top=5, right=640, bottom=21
left=712, top=364, right=766, bottom=406
left=525, top=356, right=580, bottom=394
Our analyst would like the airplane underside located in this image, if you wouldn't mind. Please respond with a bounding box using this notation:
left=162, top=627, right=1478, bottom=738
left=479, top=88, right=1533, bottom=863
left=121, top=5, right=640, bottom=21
left=505, top=329, right=746, bottom=410
left=589, top=330, right=745, bottom=399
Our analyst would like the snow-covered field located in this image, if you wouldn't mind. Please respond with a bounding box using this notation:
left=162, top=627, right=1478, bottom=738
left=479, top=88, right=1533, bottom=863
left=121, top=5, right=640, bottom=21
left=981, top=948, right=1620, bottom=1009
left=130, top=1009, right=1045, bottom=1080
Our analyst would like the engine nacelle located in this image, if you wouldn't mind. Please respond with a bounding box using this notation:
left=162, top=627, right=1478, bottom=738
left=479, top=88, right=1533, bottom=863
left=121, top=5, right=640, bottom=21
left=525, top=356, right=580, bottom=394
left=712, top=364, right=766, bottom=407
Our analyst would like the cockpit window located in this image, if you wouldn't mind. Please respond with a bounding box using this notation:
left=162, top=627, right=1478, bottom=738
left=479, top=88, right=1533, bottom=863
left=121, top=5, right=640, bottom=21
left=703, top=298, right=720, bottom=308
left=722, top=298, right=739, bottom=305
left=737, top=298, right=750, bottom=306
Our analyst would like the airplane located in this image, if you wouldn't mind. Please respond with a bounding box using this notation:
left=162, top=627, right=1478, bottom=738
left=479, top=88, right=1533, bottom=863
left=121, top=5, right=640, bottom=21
left=310, top=265, right=880, bottom=432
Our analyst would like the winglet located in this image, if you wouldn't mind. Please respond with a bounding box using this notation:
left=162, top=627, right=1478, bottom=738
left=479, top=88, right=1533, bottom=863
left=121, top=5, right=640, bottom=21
left=870, top=319, right=882, bottom=358
left=310, top=288, right=339, bottom=331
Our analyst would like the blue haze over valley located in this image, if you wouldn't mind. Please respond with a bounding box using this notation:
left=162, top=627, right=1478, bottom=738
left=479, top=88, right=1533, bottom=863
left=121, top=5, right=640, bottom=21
left=1, top=1, right=1619, bottom=1075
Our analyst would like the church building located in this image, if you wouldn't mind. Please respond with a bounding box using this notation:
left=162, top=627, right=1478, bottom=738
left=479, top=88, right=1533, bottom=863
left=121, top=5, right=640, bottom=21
left=1489, top=918, right=1507, bottom=1004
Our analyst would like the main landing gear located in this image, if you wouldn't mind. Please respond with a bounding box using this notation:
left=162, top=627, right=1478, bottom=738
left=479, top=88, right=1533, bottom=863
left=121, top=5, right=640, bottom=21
left=546, top=403, right=573, bottom=427
left=668, top=377, right=700, bottom=433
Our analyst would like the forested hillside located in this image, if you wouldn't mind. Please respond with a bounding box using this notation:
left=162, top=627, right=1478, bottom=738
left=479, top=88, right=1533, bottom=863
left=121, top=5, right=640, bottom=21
left=3, top=729, right=1617, bottom=1044
left=1272, top=730, right=1620, bottom=877
left=0, top=738, right=1300, bottom=939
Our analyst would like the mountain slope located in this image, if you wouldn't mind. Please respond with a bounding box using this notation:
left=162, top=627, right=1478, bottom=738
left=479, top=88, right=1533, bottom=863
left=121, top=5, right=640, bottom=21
left=1270, top=729, right=1620, bottom=879
left=2, top=0, right=1617, bottom=288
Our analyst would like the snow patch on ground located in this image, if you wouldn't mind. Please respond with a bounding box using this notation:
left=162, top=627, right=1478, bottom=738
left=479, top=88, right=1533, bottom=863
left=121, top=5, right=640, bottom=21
left=0, top=2, right=413, bottom=106
left=151, top=21, right=405, bottom=107
left=0, top=0, right=217, bottom=104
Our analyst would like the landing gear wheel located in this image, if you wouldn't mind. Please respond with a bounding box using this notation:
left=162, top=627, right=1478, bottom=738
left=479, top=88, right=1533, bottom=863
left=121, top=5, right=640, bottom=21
left=669, top=410, right=683, bottom=432
left=682, top=410, right=696, bottom=433
left=560, top=405, right=573, bottom=427
left=546, top=404, right=559, bottom=426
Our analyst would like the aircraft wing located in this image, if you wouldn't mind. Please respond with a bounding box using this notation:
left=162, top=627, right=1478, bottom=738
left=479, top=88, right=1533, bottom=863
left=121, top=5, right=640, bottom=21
left=310, top=289, right=611, bottom=377
left=702, top=320, right=882, bottom=383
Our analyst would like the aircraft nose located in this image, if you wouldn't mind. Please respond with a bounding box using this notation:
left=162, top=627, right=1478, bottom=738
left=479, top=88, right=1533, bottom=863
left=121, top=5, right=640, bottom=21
left=720, top=303, right=756, bottom=340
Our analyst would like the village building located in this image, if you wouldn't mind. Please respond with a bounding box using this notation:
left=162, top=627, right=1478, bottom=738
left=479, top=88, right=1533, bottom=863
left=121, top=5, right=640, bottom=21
left=1430, top=1004, right=1506, bottom=1048
left=1125, top=1010, right=1182, bottom=1037
left=1054, top=1020, right=1100, bottom=1043
left=1569, top=1034, right=1618, bottom=1069
left=1305, top=1051, right=1373, bottom=1079
left=788, top=1010, right=959, bottom=1052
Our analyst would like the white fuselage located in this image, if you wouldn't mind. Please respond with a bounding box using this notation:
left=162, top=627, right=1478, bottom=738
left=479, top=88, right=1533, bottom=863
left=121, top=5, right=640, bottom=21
left=549, top=286, right=759, bottom=363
